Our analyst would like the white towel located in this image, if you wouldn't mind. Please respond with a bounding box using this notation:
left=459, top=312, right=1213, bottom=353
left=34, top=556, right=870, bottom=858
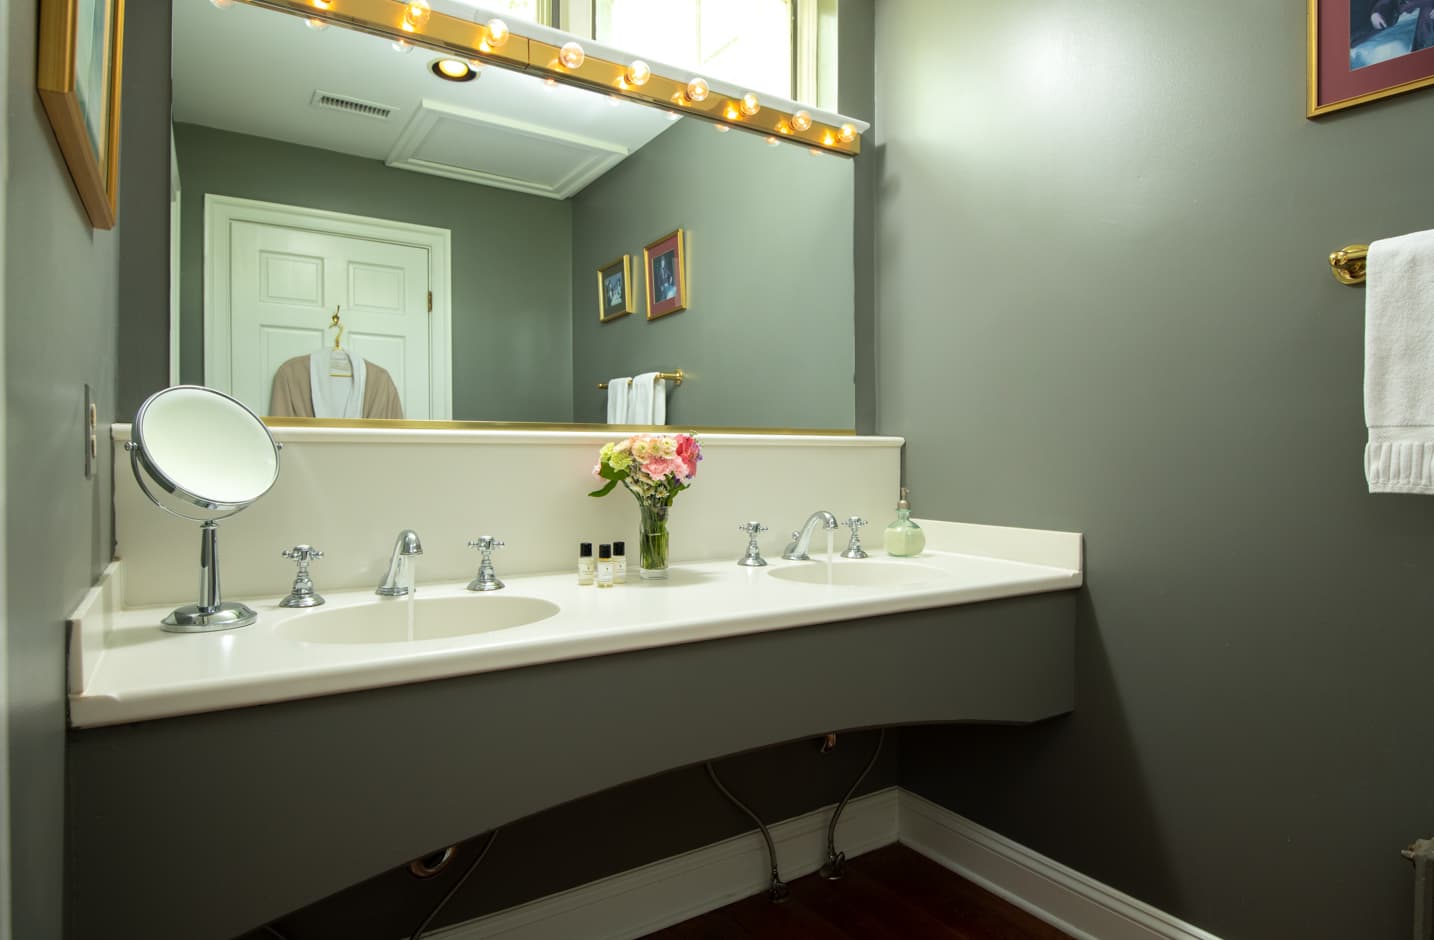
left=1364, top=229, right=1434, bottom=494
left=309, top=350, right=366, bottom=419
left=630, top=372, right=667, bottom=426
left=606, top=377, right=631, bottom=424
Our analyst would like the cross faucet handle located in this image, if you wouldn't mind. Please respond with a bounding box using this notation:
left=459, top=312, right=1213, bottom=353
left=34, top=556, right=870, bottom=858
left=466, top=537, right=506, bottom=591
left=841, top=518, right=869, bottom=560
left=279, top=545, right=325, bottom=608
left=467, top=537, right=505, bottom=553
left=737, top=521, right=769, bottom=567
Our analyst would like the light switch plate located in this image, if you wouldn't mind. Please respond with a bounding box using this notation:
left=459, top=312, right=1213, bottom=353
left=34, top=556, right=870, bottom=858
left=84, top=384, right=97, bottom=480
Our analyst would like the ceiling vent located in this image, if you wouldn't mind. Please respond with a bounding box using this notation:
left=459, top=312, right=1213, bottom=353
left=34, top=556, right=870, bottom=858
left=310, top=91, right=395, bottom=121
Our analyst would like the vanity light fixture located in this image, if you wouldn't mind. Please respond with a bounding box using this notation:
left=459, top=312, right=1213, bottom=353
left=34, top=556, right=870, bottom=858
left=839, top=123, right=857, bottom=143
left=724, top=103, right=740, bottom=120
left=626, top=60, right=651, bottom=87
left=431, top=58, right=477, bottom=82
left=685, top=77, right=709, bottom=103
left=740, top=92, right=761, bottom=116
left=402, top=0, right=430, bottom=30
left=791, top=110, right=813, bottom=132
left=305, top=16, right=328, bottom=29
left=558, top=41, right=585, bottom=69
left=485, top=18, right=510, bottom=49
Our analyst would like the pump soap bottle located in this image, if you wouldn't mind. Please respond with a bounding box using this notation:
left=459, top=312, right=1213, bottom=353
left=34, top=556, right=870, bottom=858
left=883, top=487, right=925, bottom=557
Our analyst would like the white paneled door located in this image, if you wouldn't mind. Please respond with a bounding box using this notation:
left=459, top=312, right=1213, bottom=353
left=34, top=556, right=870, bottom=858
left=205, top=196, right=453, bottom=420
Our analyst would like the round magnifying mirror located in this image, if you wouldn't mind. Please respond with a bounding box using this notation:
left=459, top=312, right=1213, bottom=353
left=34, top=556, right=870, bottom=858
left=127, top=386, right=280, bottom=632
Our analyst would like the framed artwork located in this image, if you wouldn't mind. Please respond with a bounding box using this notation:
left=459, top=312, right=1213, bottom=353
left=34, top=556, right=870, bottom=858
left=38, top=0, right=126, bottom=229
left=1309, top=0, right=1434, bottom=115
left=643, top=229, right=687, bottom=321
left=597, top=255, right=633, bottom=322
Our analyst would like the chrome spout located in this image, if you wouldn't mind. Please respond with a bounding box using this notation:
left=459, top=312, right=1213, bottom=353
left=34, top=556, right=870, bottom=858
left=376, top=529, right=423, bottom=596
left=782, top=511, right=839, bottom=561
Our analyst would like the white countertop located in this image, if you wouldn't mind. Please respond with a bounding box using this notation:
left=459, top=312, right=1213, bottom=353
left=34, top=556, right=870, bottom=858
left=68, top=520, right=1083, bottom=728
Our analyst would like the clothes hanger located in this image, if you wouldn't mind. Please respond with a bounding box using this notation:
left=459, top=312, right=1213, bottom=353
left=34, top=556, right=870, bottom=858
left=328, top=307, right=353, bottom=378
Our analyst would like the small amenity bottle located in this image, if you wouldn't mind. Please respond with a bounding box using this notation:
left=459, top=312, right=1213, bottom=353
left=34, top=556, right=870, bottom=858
left=596, top=544, right=614, bottom=588
left=883, top=487, right=925, bottom=557
left=578, top=542, right=595, bottom=585
left=612, top=541, right=627, bottom=583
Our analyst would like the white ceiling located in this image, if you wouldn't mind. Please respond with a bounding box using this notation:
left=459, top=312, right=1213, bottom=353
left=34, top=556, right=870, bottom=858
left=171, top=0, right=678, bottom=198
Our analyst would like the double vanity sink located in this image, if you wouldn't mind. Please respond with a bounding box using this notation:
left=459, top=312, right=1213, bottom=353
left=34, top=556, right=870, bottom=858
left=68, top=524, right=1083, bottom=728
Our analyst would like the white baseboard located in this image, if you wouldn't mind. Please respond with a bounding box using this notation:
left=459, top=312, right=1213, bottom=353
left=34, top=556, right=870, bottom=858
left=428, top=787, right=900, bottom=940
left=423, top=786, right=1223, bottom=940
left=897, top=790, right=1222, bottom=940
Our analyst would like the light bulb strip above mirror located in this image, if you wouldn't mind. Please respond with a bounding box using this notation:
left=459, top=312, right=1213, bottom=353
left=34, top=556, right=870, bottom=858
left=233, top=0, right=865, bottom=155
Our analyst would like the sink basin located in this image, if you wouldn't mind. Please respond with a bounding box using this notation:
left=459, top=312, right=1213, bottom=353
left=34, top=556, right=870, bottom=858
left=281, top=595, right=560, bottom=645
left=766, top=560, right=945, bottom=588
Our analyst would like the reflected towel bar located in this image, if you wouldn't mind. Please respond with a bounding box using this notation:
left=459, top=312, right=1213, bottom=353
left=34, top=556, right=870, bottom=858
left=1330, top=244, right=1369, bottom=286
left=598, top=370, right=684, bottom=390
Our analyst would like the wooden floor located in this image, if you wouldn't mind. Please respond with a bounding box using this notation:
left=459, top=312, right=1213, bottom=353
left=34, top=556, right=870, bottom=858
left=642, top=844, right=1073, bottom=940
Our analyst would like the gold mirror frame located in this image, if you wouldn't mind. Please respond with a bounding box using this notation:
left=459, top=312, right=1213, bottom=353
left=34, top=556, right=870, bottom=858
left=237, top=0, right=861, bottom=155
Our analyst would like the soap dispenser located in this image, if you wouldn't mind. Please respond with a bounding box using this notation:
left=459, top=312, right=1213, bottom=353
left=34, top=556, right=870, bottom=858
left=883, top=487, right=925, bottom=557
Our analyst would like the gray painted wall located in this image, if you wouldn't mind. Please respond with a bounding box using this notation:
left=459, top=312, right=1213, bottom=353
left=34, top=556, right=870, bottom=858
left=4, top=0, right=127, bottom=935
left=173, top=123, right=575, bottom=422
left=877, top=2, right=1434, bottom=939
left=568, top=118, right=856, bottom=429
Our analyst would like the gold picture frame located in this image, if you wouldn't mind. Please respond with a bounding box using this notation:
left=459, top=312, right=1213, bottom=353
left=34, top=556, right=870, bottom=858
left=644, top=229, right=687, bottom=321
left=1308, top=0, right=1434, bottom=116
left=38, top=0, right=126, bottom=229
left=597, top=255, right=633, bottom=323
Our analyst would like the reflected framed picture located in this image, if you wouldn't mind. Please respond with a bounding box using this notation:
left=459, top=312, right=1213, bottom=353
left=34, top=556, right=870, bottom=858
left=597, top=255, right=633, bottom=323
left=1309, top=0, right=1434, bottom=115
left=644, top=229, right=687, bottom=321
left=38, top=0, right=126, bottom=229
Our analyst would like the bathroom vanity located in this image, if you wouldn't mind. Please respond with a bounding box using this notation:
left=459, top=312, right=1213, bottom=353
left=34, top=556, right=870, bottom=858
left=64, top=426, right=1082, bottom=940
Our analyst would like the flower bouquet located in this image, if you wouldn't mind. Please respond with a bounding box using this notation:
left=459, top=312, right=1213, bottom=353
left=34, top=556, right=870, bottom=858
left=589, top=433, right=702, bottom=578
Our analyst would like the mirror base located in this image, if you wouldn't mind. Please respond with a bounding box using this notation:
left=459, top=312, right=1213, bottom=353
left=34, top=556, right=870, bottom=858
left=161, top=603, right=258, bottom=633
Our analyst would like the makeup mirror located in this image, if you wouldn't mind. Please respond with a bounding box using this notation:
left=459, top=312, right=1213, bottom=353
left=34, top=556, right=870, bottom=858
left=127, top=385, right=280, bottom=631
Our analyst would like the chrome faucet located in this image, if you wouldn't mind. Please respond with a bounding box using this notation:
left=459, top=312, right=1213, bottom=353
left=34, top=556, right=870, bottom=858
left=466, top=536, right=505, bottom=592
left=376, top=529, right=423, bottom=596
left=782, top=511, right=839, bottom=561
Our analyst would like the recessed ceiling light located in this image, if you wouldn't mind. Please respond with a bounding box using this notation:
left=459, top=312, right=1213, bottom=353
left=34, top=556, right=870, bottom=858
left=430, top=58, right=478, bottom=82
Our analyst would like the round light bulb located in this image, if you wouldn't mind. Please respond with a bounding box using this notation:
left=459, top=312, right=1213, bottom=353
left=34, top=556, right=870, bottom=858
left=559, top=41, right=585, bottom=69
left=305, top=16, right=328, bottom=29
left=392, top=38, right=414, bottom=53
left=626, top=60, right=651, bottom=87
left=435, top=58, right=470, bottom=79
left=486, top=18, right=510, bottom=48
left=740, top=93, right=760, bottom=116
left=403, top=0, right=431, bottom=29
left=839, top=123, right=857, bottom=143
left=791, top=110, right=813, bottom=132
left=685, top=78, right=709, bottom=103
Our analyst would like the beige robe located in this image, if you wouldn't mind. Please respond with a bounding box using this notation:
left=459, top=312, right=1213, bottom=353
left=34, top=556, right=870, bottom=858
left=268, top=355, right=405, bottom=419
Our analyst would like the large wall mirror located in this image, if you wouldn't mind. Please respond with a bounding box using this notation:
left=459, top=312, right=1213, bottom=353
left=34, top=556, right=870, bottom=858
left=166, top=0, right=859, bottom=430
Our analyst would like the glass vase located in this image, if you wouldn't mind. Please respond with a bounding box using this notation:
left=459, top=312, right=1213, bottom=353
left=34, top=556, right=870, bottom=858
left=638, top=499, right=670, bottom=579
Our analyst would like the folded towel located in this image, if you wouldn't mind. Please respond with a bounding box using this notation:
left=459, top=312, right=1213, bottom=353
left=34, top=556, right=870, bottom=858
left=606, top=377, right=631, bottom=424
left=630, top=372, right=667, bottom=426
left=1365, top=229, right=1434, bottom=494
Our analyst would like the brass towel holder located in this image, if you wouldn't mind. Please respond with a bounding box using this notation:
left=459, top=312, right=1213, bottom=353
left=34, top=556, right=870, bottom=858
left=598, top=370, right=684, bottom=390
left=1329, top=244, right=1369, bottom=286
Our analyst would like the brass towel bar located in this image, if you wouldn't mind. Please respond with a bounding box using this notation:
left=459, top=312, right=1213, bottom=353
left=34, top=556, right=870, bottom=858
left=598, top=370, right=684, bottom=390
left=1330, top=244, right=1369, bottom=286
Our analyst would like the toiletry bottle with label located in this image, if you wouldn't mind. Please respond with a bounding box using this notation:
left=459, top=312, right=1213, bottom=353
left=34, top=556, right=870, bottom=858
left=596, top=544, right=614, bottom=588
left=883, top=487, right=925, bottom=557
left=578, top=542, right=595, bottom=585
left=612, top=541, right=627, bottom=583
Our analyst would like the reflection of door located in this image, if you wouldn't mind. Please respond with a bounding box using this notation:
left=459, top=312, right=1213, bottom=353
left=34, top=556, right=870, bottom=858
left=205, top=195, right=452, bottom=419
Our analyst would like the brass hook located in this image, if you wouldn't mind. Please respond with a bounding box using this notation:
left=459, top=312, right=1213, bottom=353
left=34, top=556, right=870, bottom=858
left=329, top=306, right=344, bottom=349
